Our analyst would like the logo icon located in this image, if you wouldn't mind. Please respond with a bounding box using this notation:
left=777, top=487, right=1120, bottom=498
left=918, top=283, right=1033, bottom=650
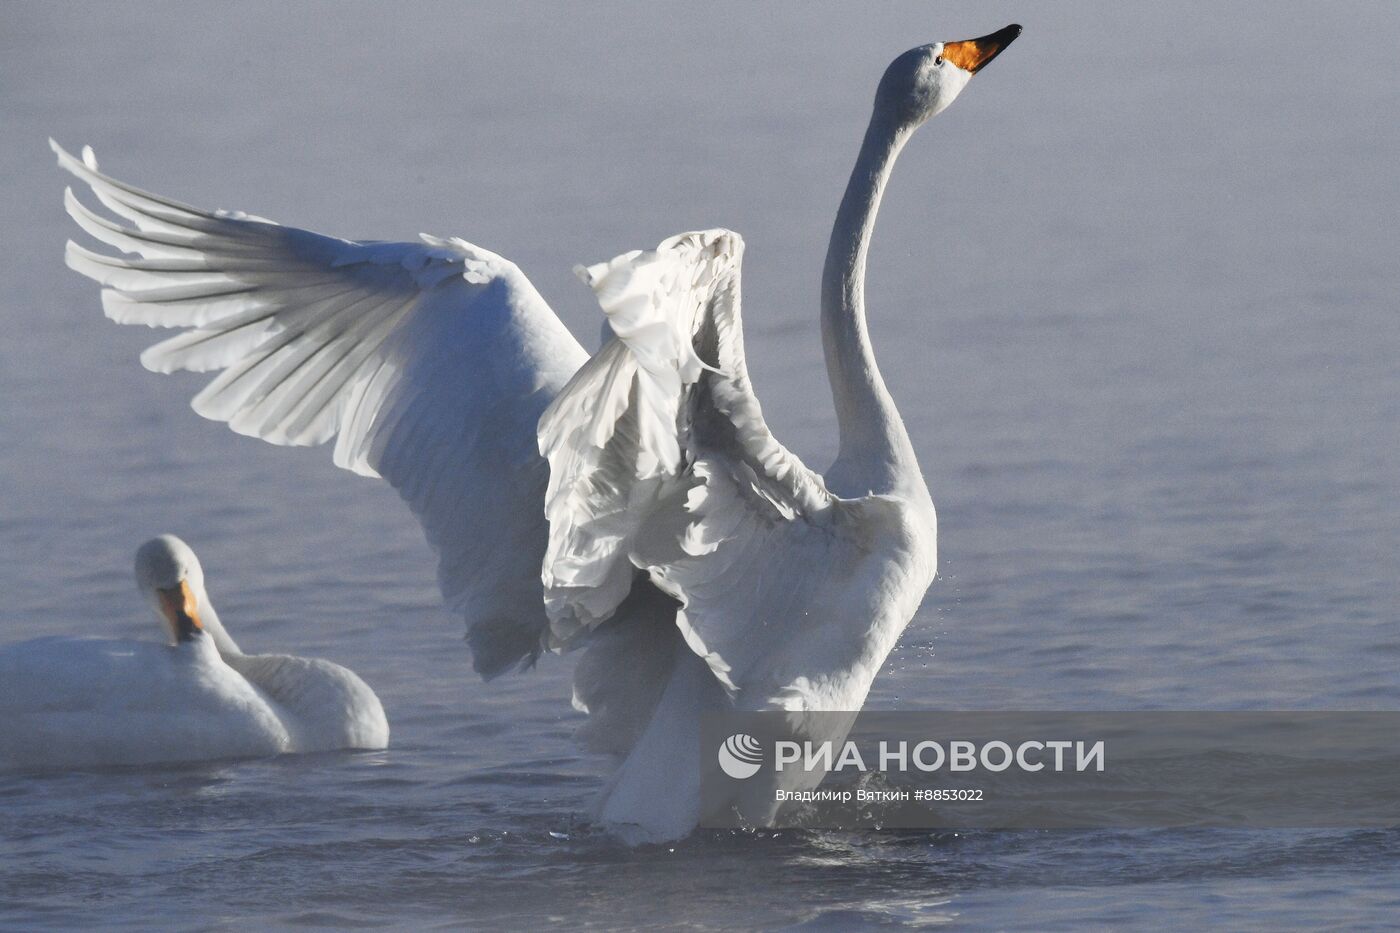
left=718, top=733, right=764, bottom=779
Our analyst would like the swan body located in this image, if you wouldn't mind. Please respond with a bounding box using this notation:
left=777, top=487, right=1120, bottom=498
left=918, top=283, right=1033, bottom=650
left=0, top=536, right=388, bottom=771
left=52, top=25, right=1020, bottom=838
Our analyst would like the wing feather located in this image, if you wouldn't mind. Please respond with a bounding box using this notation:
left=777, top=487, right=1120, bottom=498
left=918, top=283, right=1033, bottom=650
left=54, top=141, right=589, bottom=677
left=538, top=231, right=888, bottom=700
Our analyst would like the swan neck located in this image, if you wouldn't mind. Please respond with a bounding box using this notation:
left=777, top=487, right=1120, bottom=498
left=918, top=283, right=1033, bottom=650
left=195, top=590, right=242, bottom=657
left=821, top=109, right=921, bottom=496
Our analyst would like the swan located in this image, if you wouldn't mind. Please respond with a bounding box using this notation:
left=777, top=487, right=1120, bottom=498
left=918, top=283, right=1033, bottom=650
left=51, top=24, right=1020, bottom=838
left=0, top=535, right=388, bottom=770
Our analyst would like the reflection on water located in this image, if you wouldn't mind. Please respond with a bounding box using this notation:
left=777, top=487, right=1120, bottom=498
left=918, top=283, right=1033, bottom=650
left=2, top=1, right=1399, bottom=928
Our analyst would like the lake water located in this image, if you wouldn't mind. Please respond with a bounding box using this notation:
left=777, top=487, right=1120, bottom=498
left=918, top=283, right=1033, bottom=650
left=2, top=2, right=1398, bottom=928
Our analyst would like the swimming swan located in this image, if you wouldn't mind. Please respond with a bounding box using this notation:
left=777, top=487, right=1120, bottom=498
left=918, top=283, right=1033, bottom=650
left=0, top=535, right=388, bottom=770
left=53, top=25, right=1020, bottom=837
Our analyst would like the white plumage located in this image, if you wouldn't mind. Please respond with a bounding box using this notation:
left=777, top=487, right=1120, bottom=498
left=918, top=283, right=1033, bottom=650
left=53, top=24, right=1021, bottom=840
left=0, top=536, right=388, bottom=771
left=54, top=142, right=586, bottom=679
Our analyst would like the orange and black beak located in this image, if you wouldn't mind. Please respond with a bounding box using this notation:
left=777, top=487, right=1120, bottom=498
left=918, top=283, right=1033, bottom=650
left=157, top=580, right=203, bottom=643
left=941, top=24, right=1022, bottom=74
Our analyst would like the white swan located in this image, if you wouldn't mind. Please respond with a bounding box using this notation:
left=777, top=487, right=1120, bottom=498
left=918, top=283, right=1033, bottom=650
left=52, top=25, right=1020, bottom=837
left=0, top=535, right=388, bottom=770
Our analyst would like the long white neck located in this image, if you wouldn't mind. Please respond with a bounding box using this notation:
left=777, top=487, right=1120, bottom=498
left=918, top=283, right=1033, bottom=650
left=194, top=586, right=242, bottom=657
left=821, top=108, right=926, bottom=500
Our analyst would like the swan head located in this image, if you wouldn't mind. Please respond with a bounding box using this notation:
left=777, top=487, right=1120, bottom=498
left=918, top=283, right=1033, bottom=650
left=876, top=24, right=1021, bottom=129
left=135, top=534, right=206, bottom=644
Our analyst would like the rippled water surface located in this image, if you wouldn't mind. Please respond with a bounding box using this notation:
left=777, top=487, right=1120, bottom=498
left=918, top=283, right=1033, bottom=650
left=2, top=2, right=1398, bottom=929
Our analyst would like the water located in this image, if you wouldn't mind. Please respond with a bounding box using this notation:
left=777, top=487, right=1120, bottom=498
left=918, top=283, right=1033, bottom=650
left=2, top=1, right=1398, bottom=928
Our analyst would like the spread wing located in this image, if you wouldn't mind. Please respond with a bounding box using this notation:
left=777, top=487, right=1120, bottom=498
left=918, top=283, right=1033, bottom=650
left=538, top=230, right=895, bottom=704
left=53, top=141, right=589, bottom=677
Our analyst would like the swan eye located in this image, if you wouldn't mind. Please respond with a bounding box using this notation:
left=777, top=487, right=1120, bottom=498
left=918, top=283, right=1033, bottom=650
left=934, top=56, right=944, bottom=66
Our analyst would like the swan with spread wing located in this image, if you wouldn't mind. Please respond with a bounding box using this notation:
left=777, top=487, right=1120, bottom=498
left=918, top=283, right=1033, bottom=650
left=54, top=25, right=1020, bottom=841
